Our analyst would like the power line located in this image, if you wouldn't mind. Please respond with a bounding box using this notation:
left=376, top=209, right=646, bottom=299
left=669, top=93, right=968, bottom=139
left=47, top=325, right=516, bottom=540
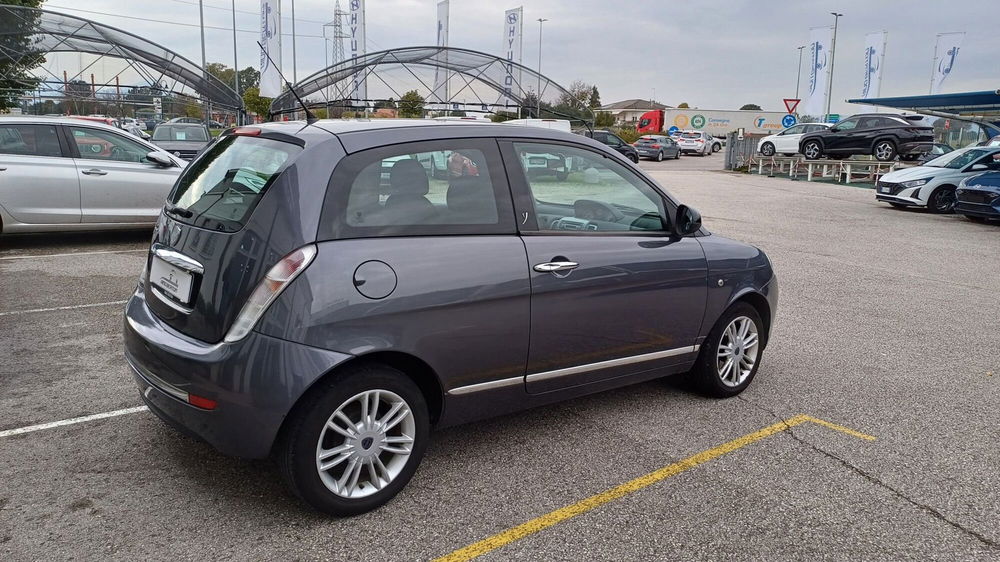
left=164, top=0, right=332, bottom=26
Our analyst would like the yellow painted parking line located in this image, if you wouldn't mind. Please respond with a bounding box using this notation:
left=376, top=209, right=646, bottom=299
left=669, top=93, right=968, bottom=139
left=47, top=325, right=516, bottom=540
left=435, top=414, right=874, bottom=562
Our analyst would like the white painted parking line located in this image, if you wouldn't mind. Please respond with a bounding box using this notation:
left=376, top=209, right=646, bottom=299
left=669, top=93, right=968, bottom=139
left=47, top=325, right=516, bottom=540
left=0, top=406, right=148, bottom=439
left=0, top=249, right=146, bottom=261
left=0, top=300, right=128, bottom=317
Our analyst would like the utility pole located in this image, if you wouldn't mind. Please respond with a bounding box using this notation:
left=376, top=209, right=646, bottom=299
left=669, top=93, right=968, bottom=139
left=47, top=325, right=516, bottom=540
left=825, top=12, right=843, bottom=123
left=231, top=0, right=239, bottom=124
left=795, top=45, right=805, bottom=100
left=536, top=18, right=547, bottom=116
left=199, top=0, right=209, bottom=122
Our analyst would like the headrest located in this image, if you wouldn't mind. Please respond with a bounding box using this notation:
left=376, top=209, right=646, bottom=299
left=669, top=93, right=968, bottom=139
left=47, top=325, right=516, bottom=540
left=389, top=159, right=429, bottom=196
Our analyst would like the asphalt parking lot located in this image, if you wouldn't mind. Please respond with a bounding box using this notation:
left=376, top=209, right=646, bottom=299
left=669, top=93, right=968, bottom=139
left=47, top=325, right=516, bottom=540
left=2, top=151, right=998, bottom=560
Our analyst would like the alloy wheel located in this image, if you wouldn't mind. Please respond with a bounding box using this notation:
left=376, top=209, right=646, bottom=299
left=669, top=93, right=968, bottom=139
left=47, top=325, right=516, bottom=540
left=804, top=142, right=821, bottom=159
left=874, top=141, right=895, bottom=161
left=716, top=316, right=760, bottom=387
left=931, top=188, right=957, bottom=213
left=315, top=389, right=415, bottom=499
left=761, top=143, right=775, bottom=156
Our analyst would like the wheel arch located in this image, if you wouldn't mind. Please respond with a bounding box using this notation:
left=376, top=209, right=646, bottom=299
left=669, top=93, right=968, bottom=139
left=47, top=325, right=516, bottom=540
left=730, top=290, right=772, bottom=350
left=272, top=350, right=445, bottom=456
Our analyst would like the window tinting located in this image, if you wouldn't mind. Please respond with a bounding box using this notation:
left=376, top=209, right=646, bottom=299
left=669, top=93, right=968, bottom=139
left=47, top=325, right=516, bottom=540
left=0, top=124, right=61, bottom=157
left=322, top=139, right=515, bottom=239
left=512, top=142, right=669, bottom=233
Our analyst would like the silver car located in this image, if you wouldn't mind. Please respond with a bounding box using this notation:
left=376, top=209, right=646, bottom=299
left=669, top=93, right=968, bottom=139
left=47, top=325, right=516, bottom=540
left=0, top=117, right=185, bottom=235
left=676, top=130, right=714, bottom=156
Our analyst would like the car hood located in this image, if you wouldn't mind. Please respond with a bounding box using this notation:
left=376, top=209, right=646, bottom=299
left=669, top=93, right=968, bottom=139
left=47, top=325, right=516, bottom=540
left=881, top=166, right=955, bottom=182
left=962, top=171, right=1000, bottom=191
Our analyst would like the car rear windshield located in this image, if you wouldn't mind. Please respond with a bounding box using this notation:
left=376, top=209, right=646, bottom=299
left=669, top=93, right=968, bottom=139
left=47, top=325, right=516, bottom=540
left=167, top=135, right=301, bottom=232
left=153, top=125, right=209, bottom=142
left=680, top=133, right=702, bottom=139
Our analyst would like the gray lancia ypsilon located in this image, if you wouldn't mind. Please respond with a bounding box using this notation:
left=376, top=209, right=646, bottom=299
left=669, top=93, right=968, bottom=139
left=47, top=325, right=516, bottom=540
left=123, top=119, right=778, bottom=515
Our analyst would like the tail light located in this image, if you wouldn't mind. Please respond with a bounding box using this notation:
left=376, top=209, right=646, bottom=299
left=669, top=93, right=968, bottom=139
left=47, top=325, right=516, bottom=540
left=695, top=139, right=704, bottom=144
left=224, top=244, right=317, bottom=342
left=651, top=144, right=661, bottom=149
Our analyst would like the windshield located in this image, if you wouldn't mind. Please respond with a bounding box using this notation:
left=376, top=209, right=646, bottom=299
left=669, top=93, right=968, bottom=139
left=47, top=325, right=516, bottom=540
left=680, top=132, right=701, bottom=139
left=153, top=125, right=209, bottom=142
left=168, top=135, right=301, bottom=232
left=924, top=148, right=989, bottom=169
left=638, top=118, right=652, bottom=128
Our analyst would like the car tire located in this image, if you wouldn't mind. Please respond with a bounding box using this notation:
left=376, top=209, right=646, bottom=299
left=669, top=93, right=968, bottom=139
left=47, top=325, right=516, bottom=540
left=690, top=302, right=764, bottom=398
left=873, top=140, right=897, bottom=161
left=927, top=185, right=957, bottom=214
left=277, top=363, right=430, bottom=516
left=760, top=142, right=776, bottom=156
left=628, top=153, right=639, bottom=164
left=655, top=151, right=664, bottom=162
left=674, top=150, right=681, bottom=159
left=802, top=140, right=823, bottom=160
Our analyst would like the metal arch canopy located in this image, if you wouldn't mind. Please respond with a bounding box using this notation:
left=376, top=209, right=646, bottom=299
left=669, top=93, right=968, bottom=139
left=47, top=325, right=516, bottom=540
left=269, top=46, right=590, bottom=120
left=0, top=4, right=242, bottom=109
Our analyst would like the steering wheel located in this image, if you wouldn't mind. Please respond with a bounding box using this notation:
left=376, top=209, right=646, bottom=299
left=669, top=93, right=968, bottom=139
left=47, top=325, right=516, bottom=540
left=574, top=199, right=624, bottom=223
left=110, top=145, right=128, bottom=161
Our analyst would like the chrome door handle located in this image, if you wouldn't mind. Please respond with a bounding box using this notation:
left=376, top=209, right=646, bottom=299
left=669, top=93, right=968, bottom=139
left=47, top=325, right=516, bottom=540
left=82, top=169, right=107, bottom=176
left=533, top=261, right=579, bottom=273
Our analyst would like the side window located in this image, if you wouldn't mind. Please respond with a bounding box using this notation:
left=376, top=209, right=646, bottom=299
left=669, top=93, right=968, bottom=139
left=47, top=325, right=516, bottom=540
left=606, top=135, right=623, bottom=147
left=323, top=139, right=515, bottom=239
left=0, top=124, right=61, bottom=157
left=69, top=126, right=151, bottom=163
left=512, top=142, right=670, bottom=233
left=783, top=125, right=803, bottom=135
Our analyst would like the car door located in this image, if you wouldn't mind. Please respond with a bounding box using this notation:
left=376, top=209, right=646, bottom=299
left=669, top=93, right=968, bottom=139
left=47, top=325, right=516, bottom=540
left=64, top=124, right=179, bottom=223
left=502, top=139, right=708, bottom=394
left=774, top=125, right=803, bottom=153
left=0, top=122, right=80, bottom=225
left=824, top=117, right=861, bottom=153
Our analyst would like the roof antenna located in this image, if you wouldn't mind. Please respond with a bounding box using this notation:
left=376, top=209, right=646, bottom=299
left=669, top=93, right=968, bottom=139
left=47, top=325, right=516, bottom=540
left=256, top=40, right=317, bottom=124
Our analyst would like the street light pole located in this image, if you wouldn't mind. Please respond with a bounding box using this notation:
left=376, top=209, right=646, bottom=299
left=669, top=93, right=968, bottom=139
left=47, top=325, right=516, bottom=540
left=199, top=0, right=209, bottom=122
left=536, top=18, right=547, bottom=117
left=231, top=0, right=239, bottom=124
left=825, top=12, right=843, bottom=123
left=291, top=0, right=298, bottom=83
left=795, top=45, right=805, bottom=100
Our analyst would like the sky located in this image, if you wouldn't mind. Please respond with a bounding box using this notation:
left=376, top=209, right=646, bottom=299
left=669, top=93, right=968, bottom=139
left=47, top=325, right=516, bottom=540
left=35, top=0, right=1000, bottom=114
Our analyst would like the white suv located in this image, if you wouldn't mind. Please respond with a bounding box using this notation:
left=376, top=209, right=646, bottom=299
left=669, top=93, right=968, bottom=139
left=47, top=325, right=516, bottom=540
left=758, top=123, right=833, bottom=156
left=676, top=130, right=714, bottom=156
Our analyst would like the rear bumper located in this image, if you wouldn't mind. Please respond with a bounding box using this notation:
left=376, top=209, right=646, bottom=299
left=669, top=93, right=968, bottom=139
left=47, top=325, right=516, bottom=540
left=898, top=142, right=933, bottom=155
left=123, top=287, right=353, bottom=458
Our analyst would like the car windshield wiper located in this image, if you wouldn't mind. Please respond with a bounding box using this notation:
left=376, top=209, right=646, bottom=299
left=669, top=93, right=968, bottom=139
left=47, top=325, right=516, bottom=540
left=164, top=202, right=193, bottom=218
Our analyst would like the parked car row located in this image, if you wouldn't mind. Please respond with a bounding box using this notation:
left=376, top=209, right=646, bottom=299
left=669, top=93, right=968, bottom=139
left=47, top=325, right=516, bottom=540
left=876, top=146, right=1000, bottom=221
left=757, top=113, right=940, bottom=162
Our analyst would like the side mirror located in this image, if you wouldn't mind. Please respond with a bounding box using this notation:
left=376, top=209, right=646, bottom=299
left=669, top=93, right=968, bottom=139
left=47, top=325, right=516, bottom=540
left=969, top=164, right=988, bottom=172
left=673, top=205, right=702, bottom=237
left=146, top=151, right=174, bottom=167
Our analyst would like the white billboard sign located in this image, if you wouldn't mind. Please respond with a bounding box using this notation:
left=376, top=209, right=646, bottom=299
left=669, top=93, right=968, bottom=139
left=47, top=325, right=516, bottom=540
left=930, top=32, right=964, bottom=95
left=348, top=0, right=367, bottom=106
left=502, top=7, right=523, bottom=107
left=803, top=26, right=832, bottom=117
left=861, top=31, right=886, bottom=100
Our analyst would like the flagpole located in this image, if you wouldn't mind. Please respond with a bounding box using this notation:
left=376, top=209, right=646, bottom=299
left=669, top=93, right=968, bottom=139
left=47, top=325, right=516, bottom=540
left=291, top=0, right=297, bottom=84
left=877, top=31, right=886, bottom=98
left=929, top=34, right=940, bottom=94
left=824, top=13, right=842, bottom=123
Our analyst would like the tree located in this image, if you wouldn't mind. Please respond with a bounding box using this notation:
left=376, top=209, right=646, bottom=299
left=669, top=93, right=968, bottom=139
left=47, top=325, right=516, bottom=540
left=740, top=103, right=762, bottom=111
left=398, top=90, right=424, bottom=118
left=0, top=0, right=46, bottom=111
left=183, top=101, right=201, bottom=118
left=677, top=102, right=690, bottom=108
left=594, top=111, right=615, bottom=127
left=237, top=67, right=259, bottom=91
left=588, top=86, right=601, bottom=109
left=373, top=98, right=396, bottom=109
left=242, top=86, right=271, bottom=118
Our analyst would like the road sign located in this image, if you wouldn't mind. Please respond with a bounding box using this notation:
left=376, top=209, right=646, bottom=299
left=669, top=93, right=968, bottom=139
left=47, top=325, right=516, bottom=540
left=826, top=114, right=841, bottom=123
left=691, top=114, right=706, bottom=128
left=667, top=126, right=679, bottom=135
left=781, top=114, right=797, bottom=128
left=783, top=98, right=800, bottom=114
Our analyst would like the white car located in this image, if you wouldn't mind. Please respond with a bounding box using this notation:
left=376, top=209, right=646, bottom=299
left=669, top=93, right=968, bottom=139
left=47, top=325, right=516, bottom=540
left=875, top=147, right=1000, bottom=213
left=757, top=123, right=832, bottom=156
left=0, top=116, right=186, bottom=235
left=676, top=130, right=714, bottom=156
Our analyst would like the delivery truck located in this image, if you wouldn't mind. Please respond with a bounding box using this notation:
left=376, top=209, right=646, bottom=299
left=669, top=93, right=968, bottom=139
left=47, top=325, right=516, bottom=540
left=637, top=108, right=792, bottom=136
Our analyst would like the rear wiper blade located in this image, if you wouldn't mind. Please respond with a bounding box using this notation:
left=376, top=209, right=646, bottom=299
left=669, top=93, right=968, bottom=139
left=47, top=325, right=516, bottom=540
left=164, top=203, right=193, bottom=218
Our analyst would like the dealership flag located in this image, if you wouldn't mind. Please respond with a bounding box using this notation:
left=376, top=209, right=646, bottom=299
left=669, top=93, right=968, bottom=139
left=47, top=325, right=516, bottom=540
left=803, top=26, right=832, bottom=117
left=861, top=31, right=886, bottom=99
left=502, top=7, right=523, bottom=108
left=348, top=0, right=367, bottom=106
left=258, top=0, right=282, bottom=98
left=930, top=32, right=964, bottom=94
left=432, top=0, right=450, bottom=102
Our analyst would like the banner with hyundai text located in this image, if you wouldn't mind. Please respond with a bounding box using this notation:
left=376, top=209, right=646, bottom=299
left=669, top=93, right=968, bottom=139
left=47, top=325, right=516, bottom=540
left=432, top=0, right=449, bottom=103
left=803, top=26, right=832, bottom=117
left=348, top=0, right=367, bottom=106
left=930, top=32, right=964, bottom=95
left=258, top=0, right=282, bottom=98
left=502, top=7, right=523, bottom=109
left=861, top=31, right=885, bottom=100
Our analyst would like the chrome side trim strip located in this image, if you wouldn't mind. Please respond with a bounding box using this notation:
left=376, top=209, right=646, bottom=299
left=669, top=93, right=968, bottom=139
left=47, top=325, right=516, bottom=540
left=525, top=345, right=700, bottom=384
left=447, top=376, right=524, bottom=396
left=151, top=244, right=204, bottom=274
